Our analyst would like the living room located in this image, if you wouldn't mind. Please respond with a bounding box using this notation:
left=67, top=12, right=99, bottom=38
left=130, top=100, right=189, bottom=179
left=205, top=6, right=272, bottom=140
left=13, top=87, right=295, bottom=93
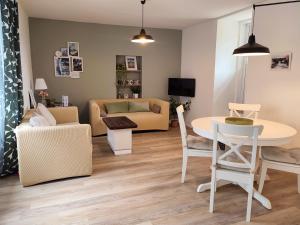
left=1, top=0, right=300, bottom=224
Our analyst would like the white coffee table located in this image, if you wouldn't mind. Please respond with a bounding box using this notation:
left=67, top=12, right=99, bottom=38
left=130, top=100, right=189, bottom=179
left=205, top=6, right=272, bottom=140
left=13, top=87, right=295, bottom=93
left=103, top=116, right=137, bottom=155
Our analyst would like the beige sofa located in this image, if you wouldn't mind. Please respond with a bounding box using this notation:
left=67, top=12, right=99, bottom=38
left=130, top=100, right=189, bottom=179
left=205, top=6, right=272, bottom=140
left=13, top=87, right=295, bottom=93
left=15, top=107, right=93, bottom=187
left=89, top=98, right=169, bottom=136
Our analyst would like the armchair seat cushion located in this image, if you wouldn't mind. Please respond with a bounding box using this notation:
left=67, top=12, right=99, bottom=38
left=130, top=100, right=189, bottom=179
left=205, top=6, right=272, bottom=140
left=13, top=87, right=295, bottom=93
left=187, top=135, right=212, bottom=150
left=262, top=147, right=300, bottom=165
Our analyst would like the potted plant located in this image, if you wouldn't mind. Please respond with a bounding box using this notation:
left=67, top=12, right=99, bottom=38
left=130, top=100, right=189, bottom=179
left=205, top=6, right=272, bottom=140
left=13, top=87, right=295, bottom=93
left=130, top=86, right=141, bottom=98
left=169, top=96, right=191, bottom=127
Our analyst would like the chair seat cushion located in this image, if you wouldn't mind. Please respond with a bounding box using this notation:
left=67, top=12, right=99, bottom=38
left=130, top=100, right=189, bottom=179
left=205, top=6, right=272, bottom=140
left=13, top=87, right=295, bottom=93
left=262, top=147, right=300, bottom=165
left=187, top=135, right=212, bottom=150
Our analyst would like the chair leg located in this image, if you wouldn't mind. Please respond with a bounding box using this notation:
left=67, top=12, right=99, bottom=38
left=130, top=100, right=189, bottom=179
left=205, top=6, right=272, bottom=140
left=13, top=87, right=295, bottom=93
left=209, top=168, right=217, bottom=213
left=246, top=181, right=254, bottom=222
left=298, top=174, right=300, bottom=194
left=258, top=162, right=268, bottom=193
left=181, top=150, right=188, bottom=183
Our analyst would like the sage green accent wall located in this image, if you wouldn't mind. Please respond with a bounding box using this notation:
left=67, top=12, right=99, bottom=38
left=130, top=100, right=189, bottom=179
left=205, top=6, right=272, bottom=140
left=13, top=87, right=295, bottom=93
left=29, top=18, right=182, bottom=122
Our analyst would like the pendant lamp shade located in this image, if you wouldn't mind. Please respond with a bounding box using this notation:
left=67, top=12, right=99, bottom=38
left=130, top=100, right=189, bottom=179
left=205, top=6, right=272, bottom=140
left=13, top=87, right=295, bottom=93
left=131, top=0, right=155, bottom=44
left=132, top=28, right=154, bottom=43
left=233, top=34, right=270, bottom=56
left=233, top=3, right=271, bottom=56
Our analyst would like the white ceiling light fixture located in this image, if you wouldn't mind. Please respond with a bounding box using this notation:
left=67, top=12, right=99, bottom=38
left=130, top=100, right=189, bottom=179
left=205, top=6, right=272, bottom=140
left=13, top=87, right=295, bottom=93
left=131, top=0, right=155, bottom=44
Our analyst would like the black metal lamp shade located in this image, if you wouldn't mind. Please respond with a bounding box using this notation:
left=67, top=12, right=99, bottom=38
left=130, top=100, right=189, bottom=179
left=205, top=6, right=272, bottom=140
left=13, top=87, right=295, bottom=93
left=131, top=28, right=155, bottom=44
left=233, top=34, right=270, bottom=56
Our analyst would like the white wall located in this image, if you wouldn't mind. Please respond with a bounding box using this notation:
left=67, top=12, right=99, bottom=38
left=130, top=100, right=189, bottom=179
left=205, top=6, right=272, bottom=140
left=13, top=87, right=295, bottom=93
left=181, top=20, right=217, bottom=125
left=213, top=10, right=251, bottom=116
left=245, top=3, right=300, bottom=147
left=18, top=1, right=33, bottom=111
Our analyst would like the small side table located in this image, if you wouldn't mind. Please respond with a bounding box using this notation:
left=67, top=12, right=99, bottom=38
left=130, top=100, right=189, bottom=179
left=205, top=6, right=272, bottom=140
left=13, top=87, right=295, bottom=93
left=102, top=116, right=138, bottom=155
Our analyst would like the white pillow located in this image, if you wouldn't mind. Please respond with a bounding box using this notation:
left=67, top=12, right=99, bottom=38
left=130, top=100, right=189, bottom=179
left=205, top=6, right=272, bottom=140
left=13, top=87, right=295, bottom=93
left=36, top=103, right=56, bottom=126
left=29, top=113, right=51, bottom=127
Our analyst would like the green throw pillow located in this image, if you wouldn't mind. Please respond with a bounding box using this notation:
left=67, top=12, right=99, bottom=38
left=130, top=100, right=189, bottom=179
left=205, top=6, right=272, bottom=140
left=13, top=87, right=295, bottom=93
left=104, top=102, right=129, bottom=114
left=129, top=102, right=150, bottom=112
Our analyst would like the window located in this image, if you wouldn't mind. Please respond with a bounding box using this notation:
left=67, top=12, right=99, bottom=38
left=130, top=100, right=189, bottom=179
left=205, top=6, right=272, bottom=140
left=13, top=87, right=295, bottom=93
left=235, top=20, right=251, bottom=103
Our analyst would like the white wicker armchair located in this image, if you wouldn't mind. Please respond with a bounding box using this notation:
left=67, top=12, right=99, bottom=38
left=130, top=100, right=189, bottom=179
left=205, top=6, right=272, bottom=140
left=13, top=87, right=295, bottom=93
left=15, top=107, right=93, bottom=187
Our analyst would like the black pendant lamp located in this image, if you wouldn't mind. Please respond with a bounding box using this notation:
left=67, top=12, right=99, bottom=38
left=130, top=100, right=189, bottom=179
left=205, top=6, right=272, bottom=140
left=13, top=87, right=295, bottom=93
left=131, top=0, right=155, bottom=44
left=233, top=5, right=270, bottom=56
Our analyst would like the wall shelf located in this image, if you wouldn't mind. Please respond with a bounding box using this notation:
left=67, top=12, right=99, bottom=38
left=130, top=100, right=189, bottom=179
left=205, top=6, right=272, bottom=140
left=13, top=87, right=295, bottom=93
left=116, top=55, right=142, bottom=99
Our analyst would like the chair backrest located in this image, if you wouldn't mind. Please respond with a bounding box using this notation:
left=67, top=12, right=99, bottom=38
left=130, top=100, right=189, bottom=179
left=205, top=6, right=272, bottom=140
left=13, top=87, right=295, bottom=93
left=228, top=103, right=261, bottom=119
left=176, top=105, right=187, bottom=148
left=212, top=122, right=264, bottom=173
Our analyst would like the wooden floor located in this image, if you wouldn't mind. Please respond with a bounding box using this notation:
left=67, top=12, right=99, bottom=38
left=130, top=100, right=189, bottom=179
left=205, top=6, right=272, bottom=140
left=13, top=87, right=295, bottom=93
left=0, top=128, right=300, bottom=225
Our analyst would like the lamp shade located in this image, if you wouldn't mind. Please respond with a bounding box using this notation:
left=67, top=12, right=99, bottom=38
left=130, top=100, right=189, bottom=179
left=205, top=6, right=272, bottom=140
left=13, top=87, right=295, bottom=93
left=233, top=34, right=270, bottom=56
left=35, top=78, right=47, bottom=90
left=131, top=29, right=155, bottom=44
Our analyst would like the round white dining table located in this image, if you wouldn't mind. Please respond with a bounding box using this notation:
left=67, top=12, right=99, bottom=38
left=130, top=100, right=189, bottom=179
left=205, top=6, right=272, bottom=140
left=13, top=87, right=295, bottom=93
left=191, top=116, right=297, bottom=210
left=192, top=117, right=297, bottom=147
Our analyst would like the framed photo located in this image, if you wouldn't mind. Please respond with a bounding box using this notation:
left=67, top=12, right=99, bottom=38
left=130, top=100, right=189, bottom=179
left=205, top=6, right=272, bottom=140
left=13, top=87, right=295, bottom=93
left=71, top=57, right=83, bottom=72
left=271, top=52, right=292, bottom=70
left=125, top=56, right=138, bottom=71
left=61, top=47, right=68, bottom=57
left=68, top=42, right=79, bottom=57
left=54, top=57, right=71, bottom=77
left=29, top=89, right=37, bottom=108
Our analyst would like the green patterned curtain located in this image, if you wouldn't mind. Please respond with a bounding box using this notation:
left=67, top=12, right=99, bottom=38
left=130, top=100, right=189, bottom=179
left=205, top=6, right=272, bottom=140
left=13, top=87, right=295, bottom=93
left=0, top=0, right=23, bottom=176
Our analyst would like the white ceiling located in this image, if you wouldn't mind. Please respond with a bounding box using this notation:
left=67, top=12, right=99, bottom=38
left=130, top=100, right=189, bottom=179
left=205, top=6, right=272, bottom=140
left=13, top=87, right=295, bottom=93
left=22, top=0, right=262, bottom=30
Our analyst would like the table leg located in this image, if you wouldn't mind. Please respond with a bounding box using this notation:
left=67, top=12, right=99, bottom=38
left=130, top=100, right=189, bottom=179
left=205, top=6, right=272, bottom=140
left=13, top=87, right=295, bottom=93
left=239, top=184, right=272, bottom=209
left=197, top=181, right=272, bottom=210
left=197, top=180, right=231, bottom=193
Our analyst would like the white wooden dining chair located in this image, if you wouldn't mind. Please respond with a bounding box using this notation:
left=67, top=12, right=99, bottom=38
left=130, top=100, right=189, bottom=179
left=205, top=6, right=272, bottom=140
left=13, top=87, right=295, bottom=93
left=176, top=105, right=212, bottom=183
left=228, top=103, right=261, bottom=119
left=258, top=147, right=300, bottom=194
left=209, top=122, right=264, bottom=222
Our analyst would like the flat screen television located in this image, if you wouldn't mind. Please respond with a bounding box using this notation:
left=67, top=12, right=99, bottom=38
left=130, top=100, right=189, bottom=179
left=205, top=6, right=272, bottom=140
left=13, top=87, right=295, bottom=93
left=168, top=78, right=195, bottom=97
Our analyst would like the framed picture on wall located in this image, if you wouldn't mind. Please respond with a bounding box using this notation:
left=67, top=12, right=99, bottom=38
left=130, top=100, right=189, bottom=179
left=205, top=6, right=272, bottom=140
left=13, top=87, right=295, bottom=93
left=61, top=47, right=68, bottom=57
left=271, top=52, right=292, bottom=70
left=71, top=57, right=83, bottom=72
left=54, top=57, right=71, bottom=77
left=68, top=42, right=79, bottom=57
left=125, top=56, right=138, bottom=71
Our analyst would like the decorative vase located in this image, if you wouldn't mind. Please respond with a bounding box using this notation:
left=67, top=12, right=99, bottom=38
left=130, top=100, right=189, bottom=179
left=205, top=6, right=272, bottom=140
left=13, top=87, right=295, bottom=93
left=133, top=93, right=139, bottom=98
left=170, top=119, right=179, bottom=128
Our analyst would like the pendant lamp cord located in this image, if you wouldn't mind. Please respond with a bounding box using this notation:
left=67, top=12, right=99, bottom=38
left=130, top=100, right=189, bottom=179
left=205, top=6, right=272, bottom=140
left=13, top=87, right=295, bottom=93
left=141, top=0, right=146, bottom=29
left=251, top=5, right=255, bottom=35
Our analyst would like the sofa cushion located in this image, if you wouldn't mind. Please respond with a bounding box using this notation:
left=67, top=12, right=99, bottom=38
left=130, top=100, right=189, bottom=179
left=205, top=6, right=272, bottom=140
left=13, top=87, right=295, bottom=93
left=29, top=112, right=51, bottom=127
left=151, top=104, right=161, bottom=114
left=104, top=102, right=128, bottom=114
left=129, top=101, right=150, bottom=112
left=106, top=112, right=163, bottom=131
left=36, top=103, right=56, bottom=126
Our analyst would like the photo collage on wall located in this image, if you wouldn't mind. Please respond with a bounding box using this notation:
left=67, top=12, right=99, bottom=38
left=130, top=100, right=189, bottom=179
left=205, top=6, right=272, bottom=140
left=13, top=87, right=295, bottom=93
left=54, top=42, right=84, bottom=78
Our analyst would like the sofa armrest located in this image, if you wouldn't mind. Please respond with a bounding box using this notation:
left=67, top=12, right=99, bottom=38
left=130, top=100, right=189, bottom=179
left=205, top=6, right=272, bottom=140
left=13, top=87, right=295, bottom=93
left=48, top=106, right=79, bottom=124
left=89, top=100, right=101, bottom=120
